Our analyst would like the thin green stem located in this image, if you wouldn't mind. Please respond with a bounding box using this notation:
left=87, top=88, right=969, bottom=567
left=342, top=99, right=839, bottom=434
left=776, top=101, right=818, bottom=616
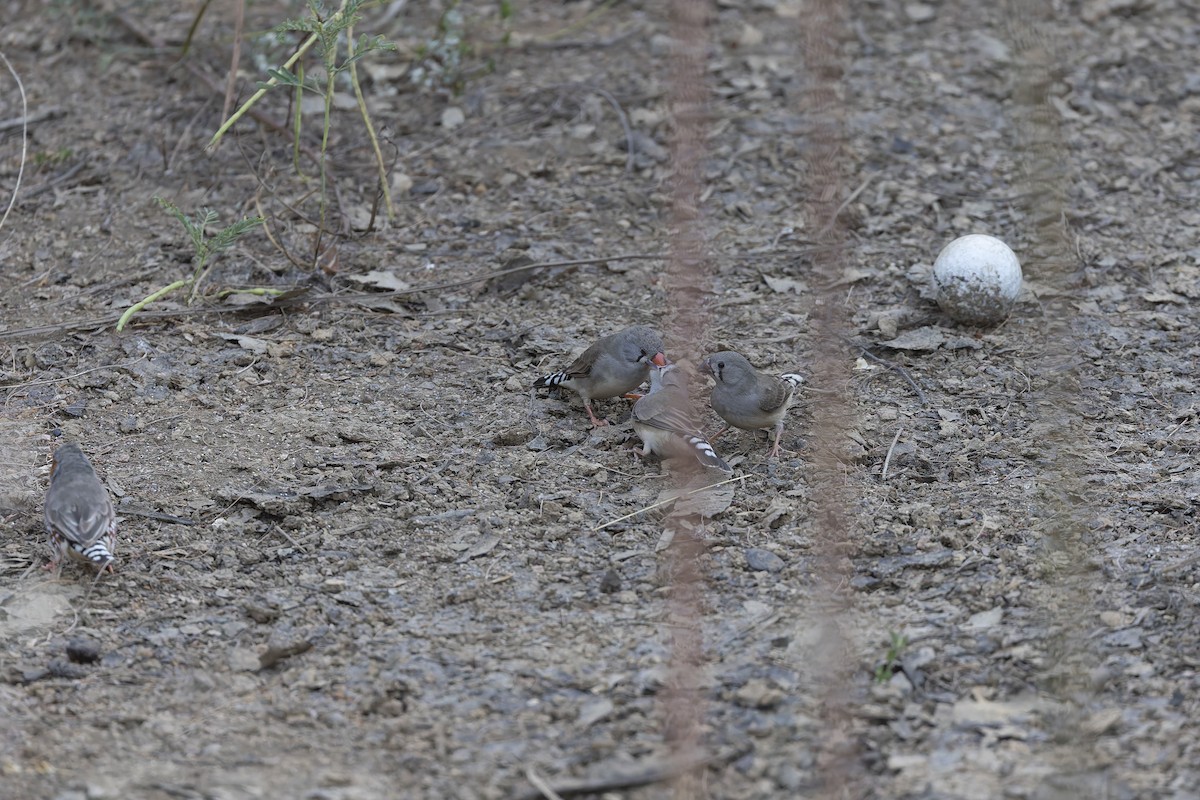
left=188, top=254, right=217, bottom=304
left=205, top=0, right=359, bottom=154
left=292, top=61, right=305, bottom=178
left=316, top=45, right=337, bottom=257
left=348, top=24, right=394, bottom=222
left=116, top=279, right=192, bottom=332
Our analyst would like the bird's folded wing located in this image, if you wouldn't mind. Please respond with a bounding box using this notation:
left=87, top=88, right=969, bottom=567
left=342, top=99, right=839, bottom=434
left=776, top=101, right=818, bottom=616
left=46, top=503, right=111, bottom=546
left=635, top=393, right=705, bottom=436
left=758, top=379, right=795, bottom=414
left=562, top=341, right=603, bottom=378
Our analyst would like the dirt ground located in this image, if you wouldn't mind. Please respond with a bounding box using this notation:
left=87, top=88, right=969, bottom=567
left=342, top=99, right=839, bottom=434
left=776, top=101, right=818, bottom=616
left=2, top=0, right=1200, bottom=798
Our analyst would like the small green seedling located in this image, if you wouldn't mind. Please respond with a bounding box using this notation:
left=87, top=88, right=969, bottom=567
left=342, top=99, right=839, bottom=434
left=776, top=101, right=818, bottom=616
left=873, top=630, right=909, bottom=684
left=209, top=0, right=396, bottom=253
left=116, top=198, right=265, bottom=332
left=34, top=148, right=73, bottom=167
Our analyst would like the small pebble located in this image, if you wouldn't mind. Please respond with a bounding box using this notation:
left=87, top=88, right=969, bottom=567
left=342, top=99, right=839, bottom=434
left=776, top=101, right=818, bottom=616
left=65, top=638, right=101, bottom=665
left=745, top=547, right=785, bottom=573
left=243, top=600, right=281, bottom=624
left=904, top=2, right=936, bottom=22
left=493, top=427, right=534, bottom=447
left=734, top=678, right=784, bottom=709
left=599, top=569, right=622, bottom=594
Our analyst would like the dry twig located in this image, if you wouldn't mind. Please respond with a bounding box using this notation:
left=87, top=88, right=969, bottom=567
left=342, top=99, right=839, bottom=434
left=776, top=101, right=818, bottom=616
left=881, top=426, right=903, bottom=482
left=591, top=474, right=744, bottom=531
left=846, top=337, right=929, bottom=406
left=0, top=48, right=27, bottom=235
left=514, top=748, right=747, bottom=800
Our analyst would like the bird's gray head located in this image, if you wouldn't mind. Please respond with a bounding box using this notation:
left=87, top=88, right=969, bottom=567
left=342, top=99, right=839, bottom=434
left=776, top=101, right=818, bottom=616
left=51, top=442, right=92, bottom=477
left=703, top=351, right=751, bottom=385
left=623, top=326, right=667, bottom=368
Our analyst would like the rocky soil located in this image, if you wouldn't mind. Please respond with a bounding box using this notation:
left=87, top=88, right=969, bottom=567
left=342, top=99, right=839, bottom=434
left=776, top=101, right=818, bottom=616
left=2, top=1, right=1200, bottom=798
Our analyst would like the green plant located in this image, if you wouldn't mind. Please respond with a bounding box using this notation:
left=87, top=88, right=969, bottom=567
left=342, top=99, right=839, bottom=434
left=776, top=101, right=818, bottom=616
left=116, top=199, right=265, bottom=332
left=410, top=4, right=468, bottom=92
left=410, top=1, right=516, bottom=93
left=873, top=631, right=909, bottom=684
left=498, top=0, right=514, bottom=42
left=208, top=0, right=396, bottom=255
left=34, top=148, right=73, bottom=167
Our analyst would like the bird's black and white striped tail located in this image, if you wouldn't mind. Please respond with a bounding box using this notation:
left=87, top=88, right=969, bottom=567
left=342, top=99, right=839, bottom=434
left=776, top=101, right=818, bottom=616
left=75, top=538, right=115, bottom=566
left=533, top=371, right=570, bottom=389
left=52, top=528, right=116, bottom=570
left=686, top=434, right=732, bottom=473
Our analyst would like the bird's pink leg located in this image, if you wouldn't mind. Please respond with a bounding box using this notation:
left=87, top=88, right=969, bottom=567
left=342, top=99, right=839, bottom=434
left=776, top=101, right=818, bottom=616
left=584, top=401, right=609, bottom=427
left=769, top=422, right=785, bottom=458
left=44, top=555, right=65, bottom=578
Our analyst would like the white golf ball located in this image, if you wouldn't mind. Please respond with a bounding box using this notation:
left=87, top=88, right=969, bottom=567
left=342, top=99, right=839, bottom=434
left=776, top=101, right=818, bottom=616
left=932, top=234, right=1023, bottom=325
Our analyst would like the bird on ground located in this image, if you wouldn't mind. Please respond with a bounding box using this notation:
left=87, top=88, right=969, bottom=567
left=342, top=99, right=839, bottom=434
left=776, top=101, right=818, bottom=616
left=702, top=350, right=804, bottom=458
left=533, top=325, right=667, bottom=427
left=632, top=363, right=732, bottom=472
left=44, top=443, right=116, bottom=575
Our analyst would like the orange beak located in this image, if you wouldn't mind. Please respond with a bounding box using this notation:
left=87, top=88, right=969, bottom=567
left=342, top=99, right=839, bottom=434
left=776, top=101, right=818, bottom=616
left=651, top=352, right=667, bottom=367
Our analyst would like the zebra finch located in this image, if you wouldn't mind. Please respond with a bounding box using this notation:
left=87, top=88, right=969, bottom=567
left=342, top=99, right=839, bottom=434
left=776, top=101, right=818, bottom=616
left=702, top=350, right=804, bottom=458
left=44, top=443, right=116, bottom=575
left=632, top=362, right=732, bottom=473
left=533, top=325, right=667, bottom=427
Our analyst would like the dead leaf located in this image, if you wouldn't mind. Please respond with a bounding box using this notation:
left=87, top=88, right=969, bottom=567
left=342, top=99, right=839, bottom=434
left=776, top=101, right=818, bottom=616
left=880, top=326, right=946, bottom=351
left=763, top=275, right=806, bottom=294
left=259, top=635, right=314, bottom=669
left=1141, top=290, right=1185, bottom=304
left=456, top=534, right=500, bottom=563
left=577, top=698, right=614, bottom=728
left=832, top=267, right=871, bottom=286
left=222, top=292, right=275, bottom=307
left=1081, top=708, right=1122, bottom=735
left=951, top=694, right=1042, bottom=728
left=965, top=606, right=1004, bottom=630
left=346, top=270, right=411, bottom=292
left=216, top=333, right=270, bottom=354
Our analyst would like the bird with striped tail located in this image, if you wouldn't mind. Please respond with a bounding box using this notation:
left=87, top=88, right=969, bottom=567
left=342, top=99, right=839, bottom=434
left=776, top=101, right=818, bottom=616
left=632, top=363, right=732, bottom=473
left=702, top=350, right=804, bottom=458
left=44, top=443, right=117, bottom=575
left=533, top=325, right=667, bottom=427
